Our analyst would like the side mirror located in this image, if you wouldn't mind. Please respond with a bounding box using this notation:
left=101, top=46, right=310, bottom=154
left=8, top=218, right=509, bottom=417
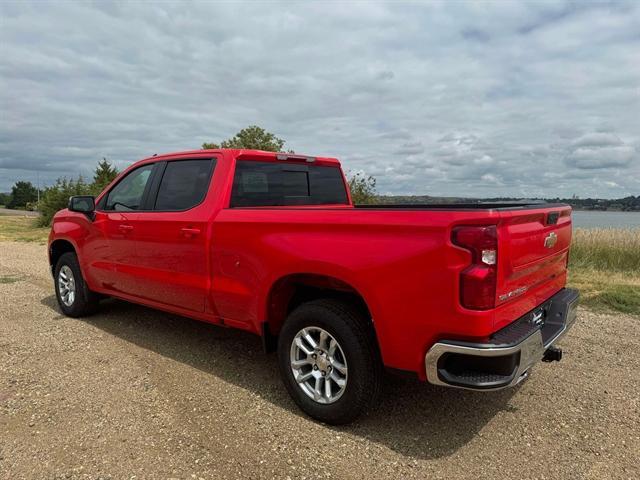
left=68, top=195, right=95, bottom=214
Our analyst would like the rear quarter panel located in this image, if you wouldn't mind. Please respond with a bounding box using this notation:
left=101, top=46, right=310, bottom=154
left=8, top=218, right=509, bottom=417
left=211, top=207, right=514, bottom=375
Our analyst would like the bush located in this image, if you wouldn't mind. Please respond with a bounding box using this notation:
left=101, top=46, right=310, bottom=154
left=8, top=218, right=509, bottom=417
left=34, top=158, right=119, bottom=226
left=348, top=171, right=377, bottom=204
left=37, top=177, right=92, bottom=227
left=0, top=192, right=11, bottom=206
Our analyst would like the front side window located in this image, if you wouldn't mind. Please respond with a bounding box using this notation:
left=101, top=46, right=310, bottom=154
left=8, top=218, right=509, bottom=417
left=231, top=161, right=348, bottom=207
left=104, top=164, right=154, bottom=211
left=154, top=159, right=215, bottom=211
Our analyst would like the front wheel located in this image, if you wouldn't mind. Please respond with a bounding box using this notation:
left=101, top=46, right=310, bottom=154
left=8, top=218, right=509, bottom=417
left=277, top=299, right=383, bottom=424
left=54, top=252, right=100, bottom=317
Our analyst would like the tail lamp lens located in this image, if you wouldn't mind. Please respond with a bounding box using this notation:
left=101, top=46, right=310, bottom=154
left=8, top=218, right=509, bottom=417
left=452, top=225, right=498, bottom=310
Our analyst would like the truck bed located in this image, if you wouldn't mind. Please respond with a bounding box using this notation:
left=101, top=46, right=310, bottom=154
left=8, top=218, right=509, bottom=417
left=354, top=202, right=565, bottom=211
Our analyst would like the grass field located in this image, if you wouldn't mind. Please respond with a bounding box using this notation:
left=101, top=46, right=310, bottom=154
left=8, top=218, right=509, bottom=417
left=1, top=216, right=638, bottom=315
left=0, top=214, right=49, bottom=243
left=570, top=228, right=640, bottom=272
left=569, top=228, right=640, bottom=315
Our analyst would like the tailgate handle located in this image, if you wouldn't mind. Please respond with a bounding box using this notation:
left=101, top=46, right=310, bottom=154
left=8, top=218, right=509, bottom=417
left=546, top=212, right=559, bottom=225
left=180, top=227, right=201, bottom=238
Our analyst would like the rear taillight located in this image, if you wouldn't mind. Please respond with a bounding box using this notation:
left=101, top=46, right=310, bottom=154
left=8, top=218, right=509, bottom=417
left=452, top=225, right=498, bottom=310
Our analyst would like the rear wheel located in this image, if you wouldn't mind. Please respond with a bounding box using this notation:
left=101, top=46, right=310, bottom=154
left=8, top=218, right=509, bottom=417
left=278, top=299, right=382, bottom=424
left=54, top=252, right=99, bottom=317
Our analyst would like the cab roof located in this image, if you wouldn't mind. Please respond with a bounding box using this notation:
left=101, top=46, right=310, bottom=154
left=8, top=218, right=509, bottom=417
left=139, top=148, right=341, bottom=166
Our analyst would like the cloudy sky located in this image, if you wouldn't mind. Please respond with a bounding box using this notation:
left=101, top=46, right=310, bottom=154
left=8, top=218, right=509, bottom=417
left=1, top=1, right=639, bottom=198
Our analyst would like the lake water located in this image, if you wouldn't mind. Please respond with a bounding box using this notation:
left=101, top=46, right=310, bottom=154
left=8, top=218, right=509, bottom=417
left=572, top=210, right=640, bottom=229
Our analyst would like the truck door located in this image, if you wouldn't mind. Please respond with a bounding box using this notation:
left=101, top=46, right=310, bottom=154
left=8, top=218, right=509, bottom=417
left=88, top=163, right=156, bottom=293
left=130, top=158, right=216, bottom=312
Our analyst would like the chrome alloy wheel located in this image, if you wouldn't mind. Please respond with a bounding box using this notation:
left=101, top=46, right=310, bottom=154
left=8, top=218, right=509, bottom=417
left=290, top=327, right=348, bottom=404
left=58, top=265, right=76, bottom=307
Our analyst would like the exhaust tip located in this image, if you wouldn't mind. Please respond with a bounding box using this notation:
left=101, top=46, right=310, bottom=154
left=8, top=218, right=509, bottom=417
left=542, top=346, right=562, bottom=362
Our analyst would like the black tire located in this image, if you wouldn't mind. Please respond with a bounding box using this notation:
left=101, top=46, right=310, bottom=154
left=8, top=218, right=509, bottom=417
left=54, top=252, right=100, bottom=317
left=278, top=299, right=383, bottom=425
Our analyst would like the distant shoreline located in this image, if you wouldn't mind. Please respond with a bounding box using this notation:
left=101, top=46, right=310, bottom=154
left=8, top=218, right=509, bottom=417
left=375, top=195, right=640, bottom=212
left=571, top=208, right=640, bottom=212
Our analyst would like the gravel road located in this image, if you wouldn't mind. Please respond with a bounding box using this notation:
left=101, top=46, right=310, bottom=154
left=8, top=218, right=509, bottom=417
left=1, top=241, right=638, bottom=479
left=0, top=208, right=39, bottom=217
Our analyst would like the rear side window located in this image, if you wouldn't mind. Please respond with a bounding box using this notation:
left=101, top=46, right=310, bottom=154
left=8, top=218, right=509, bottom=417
left=231, top=161, right=348, bottom=207
left=155, top=159, right=215, bottom=211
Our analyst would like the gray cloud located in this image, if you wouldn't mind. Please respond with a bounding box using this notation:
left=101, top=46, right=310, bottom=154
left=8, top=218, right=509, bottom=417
left=565, top=145, right=635, bottom=169
left=564, top=132, right=636, bottom=169
left=395, top=141, right=425, bottom=155
left=1, top=1, right=639, bottom=198
left=571, top=133, right=624, bottom=148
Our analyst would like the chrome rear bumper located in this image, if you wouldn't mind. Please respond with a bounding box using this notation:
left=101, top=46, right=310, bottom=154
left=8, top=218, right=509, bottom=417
left=425, top=288, right=579, bottom=390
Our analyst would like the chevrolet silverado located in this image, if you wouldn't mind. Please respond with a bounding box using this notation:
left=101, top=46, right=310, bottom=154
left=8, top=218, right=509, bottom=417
left=48, top=149, right=579, bottom=424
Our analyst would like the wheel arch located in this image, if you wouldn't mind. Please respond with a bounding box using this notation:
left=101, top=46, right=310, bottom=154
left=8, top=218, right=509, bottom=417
left=262, top=273, right=376, bottom=353
left=49, top=238, right=77, bottom=276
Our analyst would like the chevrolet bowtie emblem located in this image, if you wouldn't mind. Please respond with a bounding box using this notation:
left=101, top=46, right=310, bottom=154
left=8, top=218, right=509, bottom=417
left=544, top=232, right=558, bottom=248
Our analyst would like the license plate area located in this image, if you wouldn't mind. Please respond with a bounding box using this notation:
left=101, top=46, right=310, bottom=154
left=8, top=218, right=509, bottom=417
left=541, top=289, right=580, bottom=346
left=531, top=307, right=546, bottom=327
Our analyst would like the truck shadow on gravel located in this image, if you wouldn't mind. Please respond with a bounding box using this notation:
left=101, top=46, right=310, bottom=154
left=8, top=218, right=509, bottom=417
left=41, top=295, right=520, bottom=460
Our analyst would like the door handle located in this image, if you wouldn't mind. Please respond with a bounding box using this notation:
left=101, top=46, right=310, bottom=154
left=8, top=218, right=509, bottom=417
left=118, top=224, right=134, bottom=233
left=180, top=227, right=201, bottom=238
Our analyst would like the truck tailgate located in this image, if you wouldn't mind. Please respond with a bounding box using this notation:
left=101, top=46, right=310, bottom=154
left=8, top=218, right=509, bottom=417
left=496, top=206, right=572, bottom=309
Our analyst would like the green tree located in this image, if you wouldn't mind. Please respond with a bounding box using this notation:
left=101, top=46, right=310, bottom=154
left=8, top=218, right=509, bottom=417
left=7, top=181, right=38, bottom=209
left=37, top=176, right=92, bottom=227
left=0, top=192, right=11, bottom=206
left=348, top=171, right=378, bottom=204
left=92, top=158, right=119, bottom=194
left=202, top=125, right=288, bottom=152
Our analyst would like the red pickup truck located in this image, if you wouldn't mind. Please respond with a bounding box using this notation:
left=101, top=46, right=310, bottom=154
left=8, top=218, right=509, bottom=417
left=49, top=149, right=579, bottom=424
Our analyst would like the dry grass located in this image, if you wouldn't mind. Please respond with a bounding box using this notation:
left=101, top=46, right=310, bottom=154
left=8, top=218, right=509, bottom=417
left=0, top=215, right=49, bottom=244
left=569, top=269, right=640, bottom=315
left=570, top=228, right=640, bottom=272
left=568, top=228, right=640, bottom=315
